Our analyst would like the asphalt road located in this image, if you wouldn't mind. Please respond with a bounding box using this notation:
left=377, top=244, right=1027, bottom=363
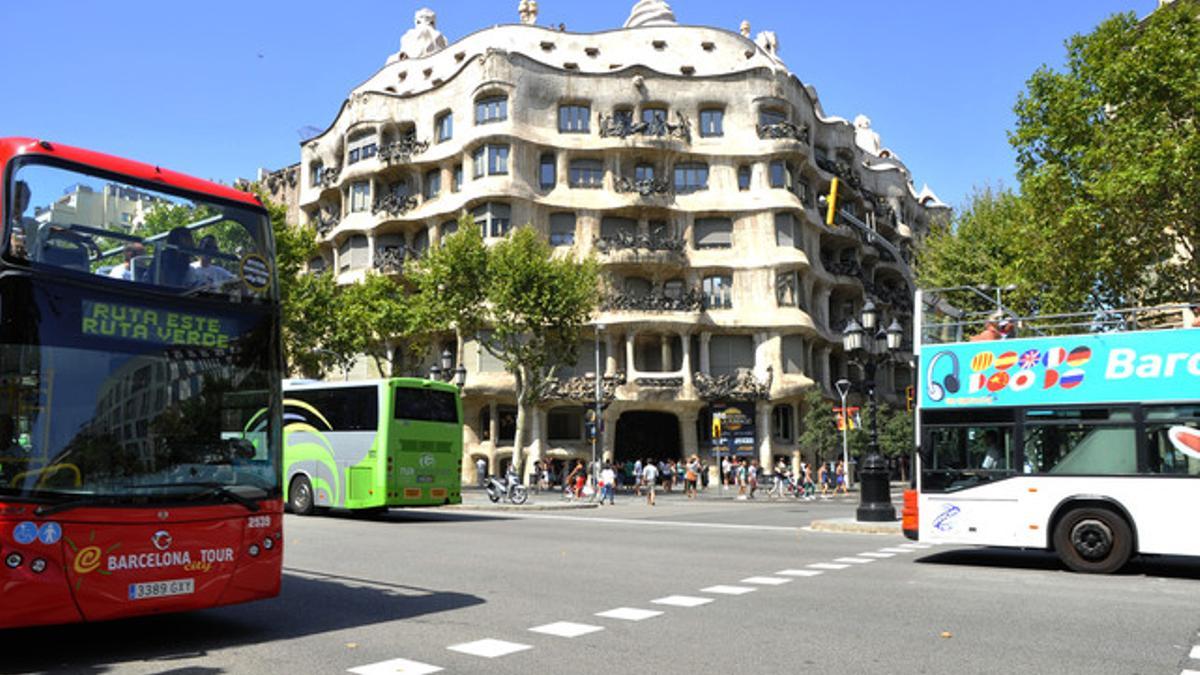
left=5, top=489, right=1200, bottom=675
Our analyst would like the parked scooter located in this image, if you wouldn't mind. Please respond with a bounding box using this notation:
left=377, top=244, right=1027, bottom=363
left=485, top=467, right=528, bottom=505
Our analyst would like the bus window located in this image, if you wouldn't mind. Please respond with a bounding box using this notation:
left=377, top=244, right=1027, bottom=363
left=922, top=424, right=1015, bottom=492
left=393, top=387, right=458, bottom=424
left=1144, top=405, right=1200, bottom=476
left=1023, top=407, right=1136, bottom=475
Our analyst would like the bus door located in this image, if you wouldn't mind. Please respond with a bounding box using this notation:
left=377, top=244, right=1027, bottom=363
left=921, top=417, right=1021, bottom=546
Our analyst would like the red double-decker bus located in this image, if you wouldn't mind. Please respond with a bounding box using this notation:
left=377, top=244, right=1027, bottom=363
left=0, top=138, right=283, bottom=628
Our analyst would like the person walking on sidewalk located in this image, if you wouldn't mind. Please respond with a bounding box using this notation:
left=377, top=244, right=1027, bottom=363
left=748, top=459, right=760, bottom=499
left=599, top=462, right=616, bottom=505
left=567, top=460, right=586, bottom=499
left=835, top=460, right=848, bottom=495
left=633, top=458, right=643, bottom=497
left=685, top=455, right=700, bottom=499
left=642, top=459, right=659, bottom=506
left=818, top=462, right=830, bottom=499
left=802, top=462, right=816, bottom=500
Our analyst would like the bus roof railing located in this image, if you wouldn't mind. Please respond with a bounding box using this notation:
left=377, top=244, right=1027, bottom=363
left=917, top=288, right=1198, bottom=345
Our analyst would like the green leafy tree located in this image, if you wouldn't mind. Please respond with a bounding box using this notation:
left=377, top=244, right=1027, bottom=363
left=339, top=272, right=417, bottom=376
left=1009, top=4, right=1200, bottom=308
left=481, top=226, right=600, bottom=474
left=798, top=388, right=840, bottom=464
left=877, top=404, right=915, bottom=481
left=408, top=214, right=488, bottom=363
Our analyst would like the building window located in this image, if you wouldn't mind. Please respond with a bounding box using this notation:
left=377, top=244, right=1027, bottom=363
left=474, top=202, right=511, bottom=238
left=708, top=334, right=753, bottom=374
left=424, top=170, right=441, bottom=199
left=339, top=234, right=369, bottom=273
left=782, top=334, right=805, bottom=374
left=699, top=109, right=724, bottom=137
left=558, top=104, right=591, bottom=133
left=635, top=163, right=655, bottom=182
left=488, top=144, right=509, bottom=175
left=540, top=153, right=557, bottom=189
left=797, top=177, right=811, bottom=206
left=774, top=213, right=796, bottom=248
left=472, top=147, right=485, bottom=178
left=769, top=160, right=789, bottom=189
left=310, top=162, right=324, bottom=187
left=441, top=219, right=459, bottom=239
left=549, top=212, right=576, bottom=247
left=453, top=164, right=463, bottom=192
left=308, top=256, right=326, bottom=273
left=694, top=217, right=732, bottom=249
left=771, top=405, right=794, bottom=442
left=349, top=181, right=370, bottom=213
left=347, top=135, right=377, bottom=165
left=435, top=111, right=453, bottom=142
left=776, top=270, right=800, bottom=307
left=569, top=159, right=604, bottom=188
left=663, top=278, right=685, bottom=299
left=475, top=95, right=507, bottom=124
left=673, top=162, right=709, bottom=193
left=759, top=107, right=787, bottom=126
left=737, top=165, right=751, bottom=191
left=548, top=408, right=584, bottom=440
left=702, top=275, right=733, bottom=309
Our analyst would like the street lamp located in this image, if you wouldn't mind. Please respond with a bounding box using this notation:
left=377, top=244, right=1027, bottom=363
left=841, top=305, right=903, bottom=522
left=592, top=323, right=605, bottom=491
left=835, top=378, right=852, bottom=488
left=431, top=348, right=468, bottom=390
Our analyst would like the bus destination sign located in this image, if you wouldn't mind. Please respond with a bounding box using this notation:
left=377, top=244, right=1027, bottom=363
left=81, top=300, right=236, bottom=348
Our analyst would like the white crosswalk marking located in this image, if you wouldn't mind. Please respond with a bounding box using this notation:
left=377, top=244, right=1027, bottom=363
left=529, top=621, right=605, bottom=638
left=899, top=543, right=933, bottom=549
left=700, top=585, right=757, bottom=595
left=595, top=607, right=663, bottom=621
left=835, top=557, right=874, bottom=564
left=807, top=562, right=850, bottom=570
left=447, top=639, right=532, bottom=659
left=348, top=658, right=443, bottom=675
left=652, top=595, right=713, bottom=608
left=1190, top=645, right=1200, bottom=659
left=858, top=552, right=895, bottom=558
left=776, top=569, right=823, bottom=577
left=1180, top=670, right=1200, bottom=675
left=878, top=547, right=913, bottom=553
left=741, top=576, right=792, bottom=585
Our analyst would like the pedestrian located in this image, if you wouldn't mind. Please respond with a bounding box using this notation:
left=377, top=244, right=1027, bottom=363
left=685, top=454, right=700, bottom=499
left=818, top=462, right=830, bottom=498
left=642, top=458, right=659, bottom=506
left=721, top=456, right=731, bottom=488
left=663, top=460, right=675, bottom=493
left=802, top=462, right=815, bottom=500
left=748, top=459, right=759, bottom=499
left=836, top=460, right=848, bottom=495
left=476, top=456, right=487, bottom=487
left=599, top=462, right=616, bottom=505
left=633, top=458, right=643, bottom=496
left=736, top=458, right=748, bottom=499
left=567, top=460, right=585, bottom=499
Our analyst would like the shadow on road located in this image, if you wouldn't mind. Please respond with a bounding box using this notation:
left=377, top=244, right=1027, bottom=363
left=915, top=547, right=1200, bottom=580
left=0, top=570, right=484, bottom=675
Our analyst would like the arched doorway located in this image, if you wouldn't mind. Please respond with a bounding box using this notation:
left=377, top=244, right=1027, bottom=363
left=614, top=411, right=681, bottom=464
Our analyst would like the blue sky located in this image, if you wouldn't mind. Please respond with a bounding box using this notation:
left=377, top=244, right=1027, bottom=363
left=1, top=1, right=1154, bottom=211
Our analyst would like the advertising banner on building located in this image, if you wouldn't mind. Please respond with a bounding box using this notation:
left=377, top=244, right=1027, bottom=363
left=708, top=401, right=756, bottom=456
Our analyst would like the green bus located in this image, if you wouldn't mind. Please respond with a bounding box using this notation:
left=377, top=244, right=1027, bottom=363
left=281, top=378, right=463, bottom=514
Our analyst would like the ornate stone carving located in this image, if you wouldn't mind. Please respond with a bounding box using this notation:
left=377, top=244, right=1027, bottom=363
left=634, top=376, right=683, bottom=388
left=372, top=193, right=419, bottom=216
left=398, top=8, right=448, bottom=60
left=539, top=372, right=626, bottom=402
left=374, top=245, right=408, bottom=274
left=854, top=114, right=883, bottom=156
left=313, top=211, right=340, bottom=237
left=594, top=229, right=685, bottom=254
left=379, top=137, right=430, bottom=164
left=756, top=120, right=809, bottom=143
left=265, top=166, right=298, bottom=195
left=319, top=165, right=341, bottom=189
left=613, top=175, right=671, bottom=197
left=602, top=288, right=702, bottom=312
left=755, top=31, right=779, bottom=57
left=597, top=111, right=690, bottom=142
left=824, top=258, right=863, bottom=279
left=624, top=0, right=677, bottom=28
left=693, top=368, right=771, bottom=401
left=518, top=0, right=538, bottom=24
left=739, top=20, right=751, bottom=38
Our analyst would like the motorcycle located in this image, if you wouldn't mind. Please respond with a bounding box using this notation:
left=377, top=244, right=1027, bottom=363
left=485, top=469, right=528, bottom=505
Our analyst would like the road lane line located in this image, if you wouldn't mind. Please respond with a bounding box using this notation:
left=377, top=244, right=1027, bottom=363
left=878, top=547, right=914, bottom=553
left=776, top=569, right=823, bottom=577
left=595, top=607, right=663, bottom=621
left=652, top=595, right=713, bottom=608
left=898, top=543, right=933, bottom=549
left=447, top=639, right=532, bottom=658
left=835, top=557, right=874, bottom=564
left=529, top=621, right=605, bottom=638
left=807, top=563, right=850, bottom=570
left=858, top=552, right=894, bottom=558
left=348, top=658, right=443, bottom=674
left=488, top=513, right=805, bottom=533
left=741, top=576, right=792, bottom=585
left=701, top=585, right=757, bottom=595
left=1190, top=645, right=1200, bottom=659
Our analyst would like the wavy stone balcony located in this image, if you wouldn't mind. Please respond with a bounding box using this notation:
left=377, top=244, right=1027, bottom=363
left=378, top=137, right=430, bottom=164
left=597, top=112, right=692, bottom=144
left=601, top=288, right=703, bottom=313
left=756, top=121, right=809, bottom=144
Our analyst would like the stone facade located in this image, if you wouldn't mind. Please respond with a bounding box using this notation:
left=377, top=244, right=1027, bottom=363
left=291, top=2, right=950, bottom=483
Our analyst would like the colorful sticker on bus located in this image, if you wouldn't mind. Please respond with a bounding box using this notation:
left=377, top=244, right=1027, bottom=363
left=922, top=329, right=1200, bottom=409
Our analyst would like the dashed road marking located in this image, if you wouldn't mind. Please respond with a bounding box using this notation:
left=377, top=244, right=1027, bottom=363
left=1181, top=670, right=1200, bottom=675
left=348, top=658, right=443, bottom=675
left=898, top=543, right=933, bottom=549
left=835, top=557, right=874, bottom=564
left=776, top=569, right=824, bottom=577
left=808, top=562, right=850, bottom=570
left=878, top=547, right=914, bottom=553
left=858, top=552, right=895, bottom=558
left=1190, top=645, right=1200, bottom=659
left=595, top=607, right=663, bottom=621
left=652, top=595, right=713, bottom=608
left=741, top=576, right=792, bottom=585
left=496, top=513, right=803, bottom=533
left=701, top=584, right=757, bottom=595
left=447, top=639, right=532, bottom=659
left=529, top=621, right=605, bottom=638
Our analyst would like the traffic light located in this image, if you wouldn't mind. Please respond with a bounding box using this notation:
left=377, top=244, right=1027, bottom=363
left=825, top=176, right=840, bottom=226
left=711, top=416, right=722, bottom=440
left=585, top=421, right=596, bottom=441
left=905, top=386, right=915, bottom=412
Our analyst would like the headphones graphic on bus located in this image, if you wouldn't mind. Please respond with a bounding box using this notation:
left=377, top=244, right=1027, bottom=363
left=926, top=351, right=961, bottom=402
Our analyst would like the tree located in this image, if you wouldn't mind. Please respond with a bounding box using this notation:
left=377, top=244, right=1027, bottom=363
left=1009, top=4, right=1200, bottom=309
left=339, top=272, right=417, bottom=376
left=877, top=405, right=915, bottom=481
left=481, top=227, right=600, bottom=475
left=408, top=214, right=488, bottom=364
left=798, top=388, right=840, bottom=464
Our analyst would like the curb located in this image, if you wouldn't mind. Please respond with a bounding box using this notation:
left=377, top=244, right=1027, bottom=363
left=447, top=501, right=600, bottom=512
left=809, top=518, right=903, bottom=535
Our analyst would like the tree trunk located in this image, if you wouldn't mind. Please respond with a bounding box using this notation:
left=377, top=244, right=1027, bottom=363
left=511, top=368, right=528, bottom=480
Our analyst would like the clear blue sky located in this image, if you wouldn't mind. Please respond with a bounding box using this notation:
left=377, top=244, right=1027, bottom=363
left=0, top=1, right=1154, bottom=211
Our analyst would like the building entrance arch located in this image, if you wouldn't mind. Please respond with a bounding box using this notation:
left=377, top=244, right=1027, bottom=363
left=614, top=411, right=681, bottom=464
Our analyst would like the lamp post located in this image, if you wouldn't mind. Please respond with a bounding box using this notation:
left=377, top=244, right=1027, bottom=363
left=834, top=378, right=852, bottom=488
left=430, top=347, right=468, bottom=389
left=842, top=308, right=903, bottom=522
left=592, top=323, right=605, bottom=491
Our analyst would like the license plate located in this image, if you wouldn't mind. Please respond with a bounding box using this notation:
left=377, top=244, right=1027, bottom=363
left=128, top=578, right=195, bottom=600
left=416, top=475, right=434, bottom=483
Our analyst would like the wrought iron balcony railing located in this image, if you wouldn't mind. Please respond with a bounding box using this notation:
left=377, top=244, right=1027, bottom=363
left=378, top=137, right=430, bottom=164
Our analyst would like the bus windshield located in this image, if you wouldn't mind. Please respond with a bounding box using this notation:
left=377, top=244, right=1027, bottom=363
left=7, top=160, right=274, bottom=301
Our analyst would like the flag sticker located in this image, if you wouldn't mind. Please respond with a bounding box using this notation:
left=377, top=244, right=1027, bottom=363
left=987, top=371, right=1010, bottom=392
left=1042, top=347, right=1067, bottom=368
left=994, top=352, right=1018, bottom=370
left=971, top=352, right=994, bottom=372
left=1059, top=369, right=1086, bottom=389
left=1067, top=346, right=1093, bottom=368
left=1018, top=349, right=1041, bottom=370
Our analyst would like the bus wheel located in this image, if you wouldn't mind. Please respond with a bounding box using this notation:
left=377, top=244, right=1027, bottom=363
left=1052, top=507, right=1132, bottom=574
left=288, top=476, right=315, bottom=516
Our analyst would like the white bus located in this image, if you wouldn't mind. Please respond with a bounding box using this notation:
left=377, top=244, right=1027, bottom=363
left=903, top=294, right=1200, bottom=573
